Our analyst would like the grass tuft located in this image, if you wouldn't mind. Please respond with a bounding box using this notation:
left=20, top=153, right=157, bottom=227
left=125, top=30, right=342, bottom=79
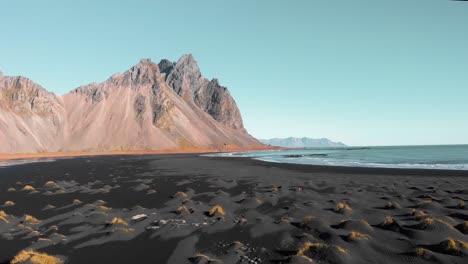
left=44, top=181, right=59, bottom=188
left=416, top=247, right=428, bottom=257
left=439, top=238, right=468, bottom=255
left=21, top=185, right=35, bottom=192
left=172, top=191, right=188, bottom=198
left=24, top=215, right=41, bottom=224
left=0, top=210, right=9, bottom=224
left=11, top=249, right=62, bottom=264
left=334, top=203, right=352, bottom=213
left=208, top=205, right=226, bottom=216
left=176, top=205, right=193, bottom=214
left=110, top=217, right=128, bottom=226
left=383, top=216, right=395, bottom=226
left=347, top=231, right=370, bottom=241
left=296, top=242, right=348, bottom=256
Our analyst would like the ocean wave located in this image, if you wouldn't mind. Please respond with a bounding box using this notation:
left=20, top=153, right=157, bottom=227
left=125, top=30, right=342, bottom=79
left=204, top=147, right=468, bottom=171
left=0, top=158, right=59, bottom=168
left=254, top=157, right=468, bottom=171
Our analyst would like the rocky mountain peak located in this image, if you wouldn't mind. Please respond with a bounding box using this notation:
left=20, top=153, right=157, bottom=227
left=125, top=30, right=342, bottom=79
left=165, top=54, right=203, bottom=97
left=125, top=58, right=160, bottom=85
left=96, top=58, right=161, bottom=88
left=158, top=59, right=175, bottom=77
left=0, top=54, right=260, bottom=154
left=0, top=75, right=62, bottom=116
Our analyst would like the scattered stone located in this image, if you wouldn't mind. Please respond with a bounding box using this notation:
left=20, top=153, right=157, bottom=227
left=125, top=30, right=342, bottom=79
left=4, top=201, right=15, bottom=206
left=131, top=214, right=148, bottom=222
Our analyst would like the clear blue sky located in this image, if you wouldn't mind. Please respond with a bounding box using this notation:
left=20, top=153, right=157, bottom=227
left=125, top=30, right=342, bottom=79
left=1, top=0, right=467, bottom=146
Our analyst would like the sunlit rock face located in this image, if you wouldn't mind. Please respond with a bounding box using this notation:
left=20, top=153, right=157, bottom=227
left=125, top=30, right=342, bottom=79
left=0, top=55, right=260, bottom=153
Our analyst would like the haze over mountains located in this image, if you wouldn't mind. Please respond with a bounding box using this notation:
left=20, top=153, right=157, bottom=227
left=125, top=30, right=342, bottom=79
left=0, top=54, right=262, bottom=154
left=260, top=137, right=346, bottom=148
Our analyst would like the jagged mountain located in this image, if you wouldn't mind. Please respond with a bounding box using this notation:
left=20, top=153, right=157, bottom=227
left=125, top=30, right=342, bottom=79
left=260, top=137, right=346, bottom=148
left=0, top=55, right=262, bottom=154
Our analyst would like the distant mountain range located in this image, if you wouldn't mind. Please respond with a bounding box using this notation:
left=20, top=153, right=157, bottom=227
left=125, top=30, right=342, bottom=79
left=259, top=137, right=346, bottom=148
left=0, top=54, right=263, bottom=154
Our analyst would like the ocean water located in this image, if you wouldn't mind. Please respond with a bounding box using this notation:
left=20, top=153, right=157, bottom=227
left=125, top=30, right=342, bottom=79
left=211, top=145, right=468, bottom=170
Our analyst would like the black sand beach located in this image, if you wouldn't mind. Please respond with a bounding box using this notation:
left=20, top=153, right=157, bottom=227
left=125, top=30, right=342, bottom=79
left=1, top=154, right=467, bottom=264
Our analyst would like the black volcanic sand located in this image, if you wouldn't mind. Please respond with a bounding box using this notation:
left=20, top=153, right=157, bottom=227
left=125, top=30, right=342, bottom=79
left=0, top=155, right=468, bottom=264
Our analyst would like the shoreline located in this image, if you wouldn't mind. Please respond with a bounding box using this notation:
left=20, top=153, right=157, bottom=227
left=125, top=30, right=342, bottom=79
left=2, top=149, right=468, bottom=176
left=0, top=145, right=278, bottom=161
left=217, top=156, right=468, bottom=177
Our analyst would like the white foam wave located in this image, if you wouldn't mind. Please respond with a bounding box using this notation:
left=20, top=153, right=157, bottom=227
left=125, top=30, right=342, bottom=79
left=255, top=157, right=468, bottom=170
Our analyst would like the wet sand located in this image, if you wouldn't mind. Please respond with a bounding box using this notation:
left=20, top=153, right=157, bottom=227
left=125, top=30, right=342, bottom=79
left=0, top=154, right=467, bottom=264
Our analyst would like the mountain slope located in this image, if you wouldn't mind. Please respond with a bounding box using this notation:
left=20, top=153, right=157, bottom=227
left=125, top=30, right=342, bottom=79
left=0, top=55, right=262, bottom=154
left=260, top=137, right=346, bottom=148
left=0, top=76, right=67, bottom=153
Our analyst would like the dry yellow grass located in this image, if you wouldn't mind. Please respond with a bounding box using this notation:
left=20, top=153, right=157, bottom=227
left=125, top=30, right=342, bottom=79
left=173, top=191, right=188, bottom=198
left=44, top=181, right=59, bottom=188
left=0, top=210, right=7, bottom=218
left=459, top=240, right=468, bottom=249
left=422, top=217, right=434, bottom=225
left=347, top=231, right=370, bottom=241
left=411, top=209, right=426, bottom=220
left=418, top=217, right=457, bottom=231
left=334, top=203, right=352, bottom=213
left=24, top=215, right=41, bottom=224
left=442, top=238, right=468, bottom=254
left=21, top=185, right=35, bottom=191
left=296, top=242, right=348, bottom=256
left=0, top=210, right=9, bottom=224
left=97, top=205, right=111, bottom=211
left=446, top=239, right=460, bottom=252
left=383, top=216, right=395, bottom=226
left=4, top=200, right=15, bottom=206
left=458, top=200, right=465, bottom=209
left=72, top=199, right=82, bottom=204
left=416, top=247, right=428, bottom=257
left=176, top=205, right=191, bottom=214
left=208, top=205, right=226, bottom=216
left=11, top=249, right=62, bottom=264
left=110, top=217, right=128, bottom=226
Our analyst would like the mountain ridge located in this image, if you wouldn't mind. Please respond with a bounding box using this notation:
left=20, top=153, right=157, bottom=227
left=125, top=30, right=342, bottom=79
left=0, top=54, right=263, bottom=154
left=260, top=137, right=346, bottom=148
